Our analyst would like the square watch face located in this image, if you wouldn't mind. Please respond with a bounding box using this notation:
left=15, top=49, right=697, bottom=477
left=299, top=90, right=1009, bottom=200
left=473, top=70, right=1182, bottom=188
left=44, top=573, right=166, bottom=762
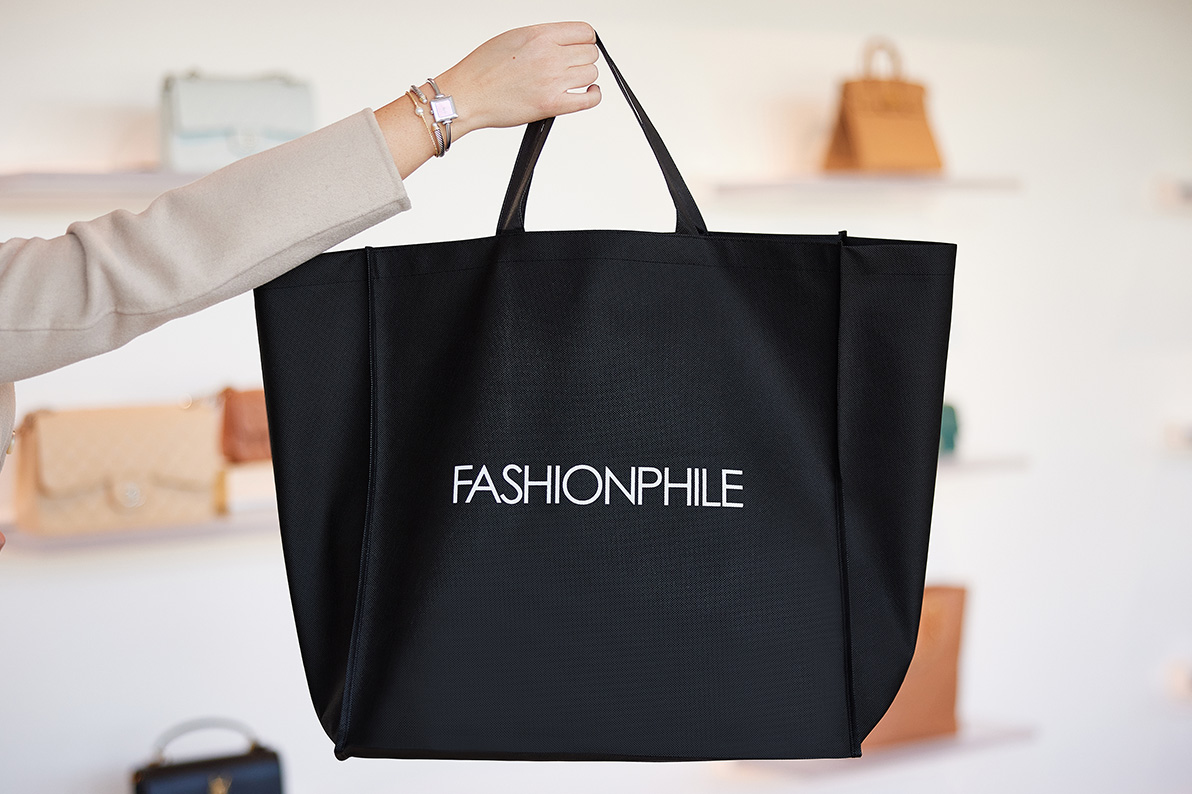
left=430, top=96, right=458, bottom=122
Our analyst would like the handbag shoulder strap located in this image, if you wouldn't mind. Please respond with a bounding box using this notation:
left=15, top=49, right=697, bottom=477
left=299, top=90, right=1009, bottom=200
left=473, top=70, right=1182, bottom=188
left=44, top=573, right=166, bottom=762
left=497, top=34, right=708, bottom=237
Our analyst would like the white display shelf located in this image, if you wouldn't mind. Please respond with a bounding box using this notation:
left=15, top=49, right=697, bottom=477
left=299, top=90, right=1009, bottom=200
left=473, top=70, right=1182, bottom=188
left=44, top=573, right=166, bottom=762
left=0, top=507, right=279, bottom=552
left=734, top=721, right=1034, bottom=780
left=937, top=455, right=1030, bottom=474
left=713, top=174, right=1022, bottom=199
left=0, top=458, right=1018, bottom=529
left=0, top=170, right=204, bottom=207
left=1, top=170, right=1025, bottom=207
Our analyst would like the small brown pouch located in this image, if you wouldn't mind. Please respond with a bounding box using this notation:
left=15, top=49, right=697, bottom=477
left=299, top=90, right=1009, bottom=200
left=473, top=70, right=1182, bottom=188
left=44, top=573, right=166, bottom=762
left=220, top=388, right=272, bottom=463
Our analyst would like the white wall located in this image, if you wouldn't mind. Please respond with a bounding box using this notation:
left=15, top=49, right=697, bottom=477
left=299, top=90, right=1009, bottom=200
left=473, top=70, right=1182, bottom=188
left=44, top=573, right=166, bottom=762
left=2, top=1, right=1191, bottom=792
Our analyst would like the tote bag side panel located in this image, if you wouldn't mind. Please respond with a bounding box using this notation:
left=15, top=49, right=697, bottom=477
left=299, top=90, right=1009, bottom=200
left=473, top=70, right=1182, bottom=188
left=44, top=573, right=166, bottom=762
left=836, top=239, right=956, bottom=743
left=254, top=249, right=375, bottom=742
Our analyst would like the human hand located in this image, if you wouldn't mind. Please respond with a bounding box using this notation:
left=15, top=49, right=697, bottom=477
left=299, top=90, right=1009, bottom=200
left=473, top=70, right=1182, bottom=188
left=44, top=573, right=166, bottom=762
left=374, top=21, right=601, bottom=175
left=433, top=21, right=602, bottom=138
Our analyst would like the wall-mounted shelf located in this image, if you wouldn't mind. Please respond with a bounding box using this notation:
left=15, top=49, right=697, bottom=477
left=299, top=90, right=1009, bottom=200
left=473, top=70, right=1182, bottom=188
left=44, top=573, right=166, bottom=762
left=735, top=721, right=1034, bottom=780
left=713, top=174, right=1022, bottom=200
left=0, top=507, right=278, bottom=552
left=937, top=455, right=1030, bottom=474
left=0, top=170, right=203, bottom=208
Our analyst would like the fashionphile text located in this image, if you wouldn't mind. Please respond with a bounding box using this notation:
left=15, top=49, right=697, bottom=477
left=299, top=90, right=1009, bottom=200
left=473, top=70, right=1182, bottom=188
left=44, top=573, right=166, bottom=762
left=452, top=465, right=744, bottom=508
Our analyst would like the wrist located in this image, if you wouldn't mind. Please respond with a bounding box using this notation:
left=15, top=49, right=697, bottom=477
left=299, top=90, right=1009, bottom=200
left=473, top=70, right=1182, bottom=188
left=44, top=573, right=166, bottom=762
left=424, top=72, right=482, bottom=140
left=408, top=77, right=471, bottom=152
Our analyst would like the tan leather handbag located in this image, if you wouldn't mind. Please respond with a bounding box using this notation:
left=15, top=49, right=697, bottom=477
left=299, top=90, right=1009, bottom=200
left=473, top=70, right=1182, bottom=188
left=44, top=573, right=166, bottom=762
left=14, top=402, right=222, bottom=535
left=862, top=585, right=967, bottom=749
left=220, top=388, right=272, bottom=463
left=823, top=38, right=944, bottom=173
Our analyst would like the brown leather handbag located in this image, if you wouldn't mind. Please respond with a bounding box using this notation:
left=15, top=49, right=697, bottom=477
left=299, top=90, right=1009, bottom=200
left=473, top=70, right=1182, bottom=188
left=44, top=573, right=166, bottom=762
left=220, top=388, right=272, bottom=463
left=14, top=402, right=222, bottom=535
left=862, top=585, right=967, bottom=749
left=823, top=38, right=944, bottom=173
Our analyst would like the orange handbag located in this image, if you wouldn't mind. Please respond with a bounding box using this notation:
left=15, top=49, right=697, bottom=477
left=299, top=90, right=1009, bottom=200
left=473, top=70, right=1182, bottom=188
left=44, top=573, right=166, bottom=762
left=823, top=38, right=944, bottom=173
left=862, top=585, right=967, bottom=749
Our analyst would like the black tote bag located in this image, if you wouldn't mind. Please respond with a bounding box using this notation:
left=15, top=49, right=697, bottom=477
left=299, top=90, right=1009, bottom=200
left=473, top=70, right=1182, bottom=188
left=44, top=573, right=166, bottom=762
left=255, top=37, right=955, bottom=762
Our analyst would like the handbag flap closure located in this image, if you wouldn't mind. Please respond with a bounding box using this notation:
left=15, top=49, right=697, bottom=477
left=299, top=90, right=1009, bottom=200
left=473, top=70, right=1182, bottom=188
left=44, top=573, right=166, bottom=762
left=28, top=404, right=221, bottom=497
left=165, top=75, right=314, bottom=138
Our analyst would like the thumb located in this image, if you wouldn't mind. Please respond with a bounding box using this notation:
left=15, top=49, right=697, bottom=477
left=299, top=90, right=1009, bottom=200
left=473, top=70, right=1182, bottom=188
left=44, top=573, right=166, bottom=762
left=555, top=84, right=602, bottom=116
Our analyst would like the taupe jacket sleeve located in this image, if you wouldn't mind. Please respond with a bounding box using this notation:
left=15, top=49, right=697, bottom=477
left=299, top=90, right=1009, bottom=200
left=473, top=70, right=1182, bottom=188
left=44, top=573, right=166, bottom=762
left=0, top=109, right=412, bottom=470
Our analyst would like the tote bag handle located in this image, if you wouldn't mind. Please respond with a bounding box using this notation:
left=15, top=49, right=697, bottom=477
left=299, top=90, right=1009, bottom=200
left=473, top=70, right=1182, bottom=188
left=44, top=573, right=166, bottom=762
left=497, top=34, right=708, bottom=237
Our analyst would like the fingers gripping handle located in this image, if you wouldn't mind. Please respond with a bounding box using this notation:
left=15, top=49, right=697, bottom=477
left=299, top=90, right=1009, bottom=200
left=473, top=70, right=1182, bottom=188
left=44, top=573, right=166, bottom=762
left=497, top=34, right=708, bottom=236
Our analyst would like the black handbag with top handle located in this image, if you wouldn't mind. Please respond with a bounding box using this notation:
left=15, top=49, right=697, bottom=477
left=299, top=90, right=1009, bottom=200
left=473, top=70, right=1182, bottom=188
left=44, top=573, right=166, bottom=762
left=132, top=718, right=282, bottom=793
left=254, top=35, right=956, bottom=761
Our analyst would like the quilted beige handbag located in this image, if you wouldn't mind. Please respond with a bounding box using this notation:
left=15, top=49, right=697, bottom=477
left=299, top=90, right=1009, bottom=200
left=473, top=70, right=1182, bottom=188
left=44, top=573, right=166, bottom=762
left=14, top=403, right=222, bottom=535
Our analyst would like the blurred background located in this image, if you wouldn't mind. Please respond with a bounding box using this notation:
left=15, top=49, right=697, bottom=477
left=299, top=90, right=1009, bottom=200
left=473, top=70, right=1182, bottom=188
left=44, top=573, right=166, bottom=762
left=1, top=0, right=1190, bottom=791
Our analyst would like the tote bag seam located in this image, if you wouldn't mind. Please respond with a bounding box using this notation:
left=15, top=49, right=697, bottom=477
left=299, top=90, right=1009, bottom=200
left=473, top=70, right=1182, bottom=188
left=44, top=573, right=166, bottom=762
left=834, top=242, right=860, bottom=756
left=497, top=258, right=837, bottom=273
left=336, top=246, right=381, bottom=756
left=256, top=261, right=857, bottom=291
left=368, top=259, right=837, bottom=280
left=852, top=272, right=949, bottom=278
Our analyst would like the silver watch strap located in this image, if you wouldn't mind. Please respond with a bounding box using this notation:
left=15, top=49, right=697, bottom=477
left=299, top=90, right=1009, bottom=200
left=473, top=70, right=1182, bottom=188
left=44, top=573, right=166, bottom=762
left=426, top=78, right=455, bottom=152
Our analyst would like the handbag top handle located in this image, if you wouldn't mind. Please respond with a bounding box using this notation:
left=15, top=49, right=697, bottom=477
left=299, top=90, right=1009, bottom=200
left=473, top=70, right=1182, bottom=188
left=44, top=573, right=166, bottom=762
left=861, top=36, right=904, bottom=80
left=497, top=34, right=708, bottom=237
left=149, top=717, right=262, bottom=765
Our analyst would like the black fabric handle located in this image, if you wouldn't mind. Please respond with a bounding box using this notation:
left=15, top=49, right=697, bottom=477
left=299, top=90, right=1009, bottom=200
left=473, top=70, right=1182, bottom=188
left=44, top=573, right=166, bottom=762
left=497, top=34, right=708, bottom=236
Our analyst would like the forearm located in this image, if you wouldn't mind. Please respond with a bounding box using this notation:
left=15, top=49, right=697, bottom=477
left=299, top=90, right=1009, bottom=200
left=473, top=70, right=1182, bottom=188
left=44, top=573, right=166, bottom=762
left=373, top=83, right=456, bottom=178
left=0, top=21, right=601, bottom=385
left=0, top=110, right=409, bottom=384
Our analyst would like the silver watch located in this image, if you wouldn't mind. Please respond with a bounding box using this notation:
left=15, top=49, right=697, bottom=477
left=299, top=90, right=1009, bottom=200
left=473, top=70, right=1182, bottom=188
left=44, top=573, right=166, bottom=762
left=426, top=78, right=458, bottom=152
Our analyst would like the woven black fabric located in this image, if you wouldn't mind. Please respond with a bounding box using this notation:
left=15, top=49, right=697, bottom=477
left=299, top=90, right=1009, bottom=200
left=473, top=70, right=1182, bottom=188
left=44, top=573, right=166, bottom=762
left=254, top=37, right=955, bottom=762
